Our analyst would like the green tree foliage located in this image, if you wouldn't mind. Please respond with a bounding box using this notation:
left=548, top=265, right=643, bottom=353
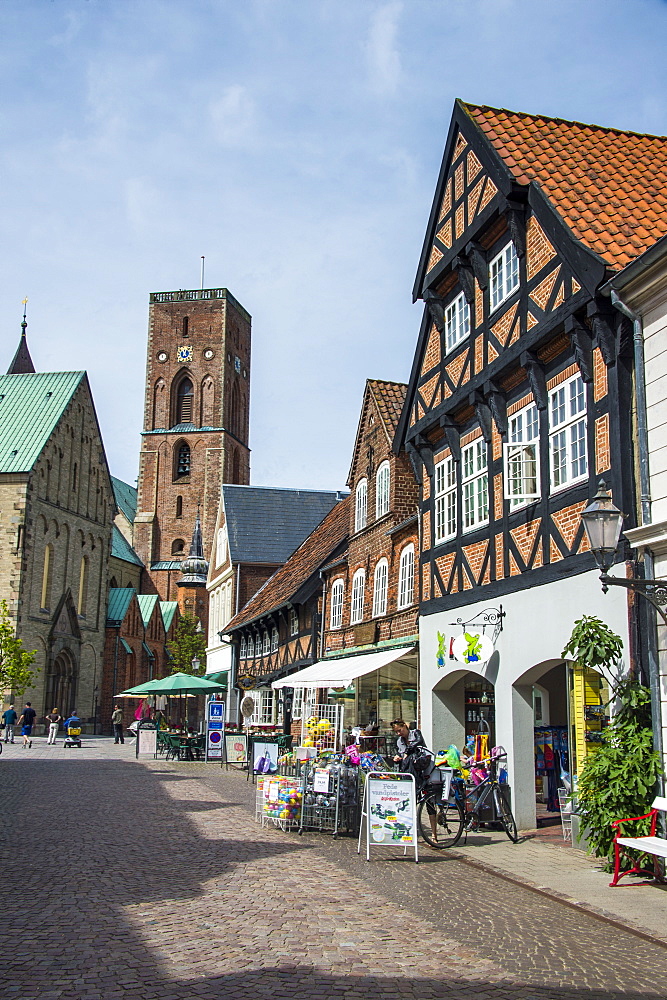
left=0, top=600, right=38, bottom=697
left=562, top=617, right=662, bottom=867
left=166, top=614, right=207, bottom=674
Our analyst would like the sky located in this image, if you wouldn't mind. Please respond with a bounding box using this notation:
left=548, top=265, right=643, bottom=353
left=2, top=0, right=667, bottom=493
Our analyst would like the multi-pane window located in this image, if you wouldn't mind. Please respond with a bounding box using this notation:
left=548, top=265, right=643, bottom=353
left=240, top=636, right=246, bottom=658
left=330, top=579, right=344, bottom=629
left=445, top=290, right=471, bottom=353
left=263, top=630, right=270, bottom=655
left=434, top=456, right=457, bottom=543
left=289, top=608, right=299, bottom=636
left=504, top=403, right=540, bottom=507
left=398, top=544, right=415, bottom=609
left=372, top=559, right=388, bottom=617
left=355, top=479, right=368, bottom=532
left=376, top=462, right=390, bottom=518
left=251, top=689, right=273, bottom=726
left=247, top=635, right=254, bottom=659
left=461, top=439, right=488, bottom=531
left=550, top=374, right=587, bottom=489
left=271, top=625, right=279, bottom=652
left=490, top=241, right=519, bottom=311
left=351, top=569, right=365, bottom=624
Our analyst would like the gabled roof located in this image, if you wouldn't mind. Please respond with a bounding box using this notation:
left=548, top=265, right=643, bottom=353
left=462, top=101, right=667, bottom=271
left=222, top=485, right=344, bottom=564
left=111, top=476, right=138, bottom=524
left=137, top=593, right=160, bottom=628
left=111, top=524, right=144, bottom=567
left=348, top=380, right=407, bottom=486
left=160, top=601, right=179, bottom=632
left=0, top=371, right=85, bottom=473
left=107, top=588, right=136, bottom=625
left=225, top=496, right=350, bottom=631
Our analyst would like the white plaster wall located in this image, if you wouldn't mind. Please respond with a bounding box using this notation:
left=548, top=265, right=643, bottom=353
left=419, top=567, right=630, bottom=830
left=630, top=281, right=667, bottom=523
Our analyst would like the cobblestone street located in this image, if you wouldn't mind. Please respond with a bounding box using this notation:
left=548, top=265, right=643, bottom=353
left=2, top=737, right=667, bottom=1000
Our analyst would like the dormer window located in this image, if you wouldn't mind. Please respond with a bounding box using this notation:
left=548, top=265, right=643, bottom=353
left=490, top=241, right=519, bottom=311
left=445, top=291, right=470, bottom=353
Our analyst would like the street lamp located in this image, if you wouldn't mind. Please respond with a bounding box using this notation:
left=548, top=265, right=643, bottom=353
left=191, top=655, right=201, bottom=673
left=581, top=479, right=667, bottom=621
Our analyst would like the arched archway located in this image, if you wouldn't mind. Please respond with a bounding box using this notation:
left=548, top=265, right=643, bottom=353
left=45, top=650, right=76, bottom=717
left=170, top=371, right=195, bottom=427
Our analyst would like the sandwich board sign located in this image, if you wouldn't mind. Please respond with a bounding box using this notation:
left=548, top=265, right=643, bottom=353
left=357, top=771, right=418, bottom=863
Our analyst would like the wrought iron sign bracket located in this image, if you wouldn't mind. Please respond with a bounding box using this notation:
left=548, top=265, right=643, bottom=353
left=599, top=574, right=667, bottom=627
left=448, top=605, right=505, bottom=644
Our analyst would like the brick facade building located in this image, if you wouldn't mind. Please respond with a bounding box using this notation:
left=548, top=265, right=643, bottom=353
left=133, top=287, right=251, bottom=602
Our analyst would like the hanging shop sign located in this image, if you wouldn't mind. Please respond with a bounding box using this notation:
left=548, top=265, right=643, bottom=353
left=237, top=674, right=256, bottom=690
left=206, top=699, right=225, bottom=760
left=451, top=631, right=495, bottom=667
left=357, top=772, right=418, bottom=863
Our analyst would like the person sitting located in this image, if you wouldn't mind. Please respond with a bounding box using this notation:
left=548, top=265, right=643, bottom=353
left=64, top=710, right=81, bottom=732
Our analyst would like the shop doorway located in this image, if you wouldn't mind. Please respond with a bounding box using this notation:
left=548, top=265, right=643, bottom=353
left=431, top=669, right=496, bottom=754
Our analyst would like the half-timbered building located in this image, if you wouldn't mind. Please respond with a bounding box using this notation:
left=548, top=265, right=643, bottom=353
left=397, top=101, right=667, bottom=827
left=221, top=496, right=350, bottom=730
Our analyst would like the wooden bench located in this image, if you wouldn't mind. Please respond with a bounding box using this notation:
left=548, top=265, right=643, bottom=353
left=610, top=795, right=667, bottom=886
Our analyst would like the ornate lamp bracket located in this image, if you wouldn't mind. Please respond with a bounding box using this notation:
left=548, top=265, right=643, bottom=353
left=599, top=574, right=667, bottom=626
left=448, top=605, right=505, bottom=644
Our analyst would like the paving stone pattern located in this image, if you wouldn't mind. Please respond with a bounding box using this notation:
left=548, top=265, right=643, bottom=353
left=1, top=736, right=666, bottom=1000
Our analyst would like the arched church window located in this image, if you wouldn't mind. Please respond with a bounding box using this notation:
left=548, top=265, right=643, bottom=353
left=176, top=442, right=191, bottom=478
left=172, top=539, right=185, bottom=555
left=177, top=378, right=194, bottom=424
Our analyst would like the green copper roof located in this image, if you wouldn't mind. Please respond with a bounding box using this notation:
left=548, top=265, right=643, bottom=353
left=160, top=601, right=178, bottom=632
left=137, top=593, right=160, bottom=628
left=120, top=637, right=133, bottom=655
left=107, top=588, right=135, bottom=625
left=111, top=524, right=144, bottom=567
left=0, top=371, right=85, bottom=473
left=111, top=476, right=138, bottom=524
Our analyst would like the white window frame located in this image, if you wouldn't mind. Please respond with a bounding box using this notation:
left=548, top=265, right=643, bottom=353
left=490, top=241, right=519, bottom=311
left=330, top=579, right=344, bottom=629
left=291, top=687, right=304, bottom=720
left=444, top=290, right=471, bottom=353
left=398, top=544, right=415, bottom=609
left=216, top=528, right=227, bottom=566
left=350, top=569, right=365, bottom=624
left=372, top=559, right=388, bottom=618
left=355, top=478, right=368, bottom=532
left=262, top=630, right=270, bottom=656
left=250, top=689, right=274, bottom=726
left=240, top=635, right=246, bottom=658
left=461, top=438, right=488, bottom=532
left=434, top=456, right=457, bottom=544
left=289, top=608, right=299, bottom=636
left=271, top=624, right=279, bottom=652
left=375, top=461, right=390, bottom=519
left=504, top=402, right=540, bottom=507
left=247, top=635, right=254, bottom=659
left=549, top=374, right=587, bottom=491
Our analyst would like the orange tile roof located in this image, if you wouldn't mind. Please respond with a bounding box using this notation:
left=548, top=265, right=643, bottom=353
left=368, top=379, right=407, bottom=437
left=462, top=102, right=667, bottom=270
left=225, top=495, right=350, bottom=630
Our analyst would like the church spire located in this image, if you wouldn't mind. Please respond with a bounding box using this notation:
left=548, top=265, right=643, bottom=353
left=178, top=507, right=209, bottom=586
left=7, top=298, right=36, bottom=375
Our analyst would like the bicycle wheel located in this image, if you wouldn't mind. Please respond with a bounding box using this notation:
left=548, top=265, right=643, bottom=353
left=493, top=784, right=518, bottom=842
left=417, top=791, right=464, bottom=849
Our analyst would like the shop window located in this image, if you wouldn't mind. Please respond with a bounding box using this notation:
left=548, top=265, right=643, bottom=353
left=434, top=456, right=456, bottom=543
left=351, top=569, right=365, bottom=624
left=504, top=403, right=539, bottom=507
left=398, top=544, right=414, bottom=609
left=549, top=374, right=587, bottom=490
left=355, top=479, right=367, bottom=532
left=462, top=438, right=488, bottom=531
left=489, top=241, right=519, bottom=311
left=330, top=579, right=344, bottom=629
left=372, top=559, right=388, bottom=617
left=251, top=689, right=273, bottom=726
left=375, top=462, right=390, bottom=519
left=445, top=290, right=470, bottom=353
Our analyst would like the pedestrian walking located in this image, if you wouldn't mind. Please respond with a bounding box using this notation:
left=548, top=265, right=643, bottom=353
left=111, top=705, right=125, bottom=744
left=44, top=708, right=62, bottom=745
left=18, top=702, right=37, bottom=748
left=2, top=705, right=17, bottom=743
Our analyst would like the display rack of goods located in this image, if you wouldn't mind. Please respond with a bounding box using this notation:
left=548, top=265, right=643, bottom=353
left=298, top=758, right=360, bottom=837
left=256, top=776, right=303, bottom=830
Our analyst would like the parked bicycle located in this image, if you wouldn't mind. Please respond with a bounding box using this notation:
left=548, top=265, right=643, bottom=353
left=416, top=749, right=518, bottom=848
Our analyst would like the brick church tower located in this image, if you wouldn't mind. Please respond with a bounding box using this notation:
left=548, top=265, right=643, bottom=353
left=134, top=287, right=251, bottom=601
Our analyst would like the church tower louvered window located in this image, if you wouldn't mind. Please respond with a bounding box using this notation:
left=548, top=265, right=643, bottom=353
left=177, top=378, right=194, bottom=424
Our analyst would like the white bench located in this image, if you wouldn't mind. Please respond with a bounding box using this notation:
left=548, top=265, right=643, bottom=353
left=610, top=795, right=667, bottom=887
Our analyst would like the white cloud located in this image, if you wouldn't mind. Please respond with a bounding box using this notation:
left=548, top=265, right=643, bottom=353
left=365, top=1, right=402, bottom=97
left=209, top=84, right=257, bottom=147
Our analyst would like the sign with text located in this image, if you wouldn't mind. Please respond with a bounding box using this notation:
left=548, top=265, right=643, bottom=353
left=358, top=772, right=418, bottom=863
left=206, top=699, right=225, bottom=760
left=224, top=733, right=248, bottom=765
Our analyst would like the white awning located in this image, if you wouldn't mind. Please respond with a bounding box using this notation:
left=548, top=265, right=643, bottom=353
left=272, top=645, right=416, bottom=689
